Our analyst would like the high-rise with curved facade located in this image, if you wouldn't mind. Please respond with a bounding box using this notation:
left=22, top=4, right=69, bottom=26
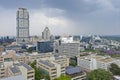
left=42, top=27, right=50, bottom=41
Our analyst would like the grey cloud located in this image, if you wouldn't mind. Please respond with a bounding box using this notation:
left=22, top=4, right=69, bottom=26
left=0, top=0, right=119, bottom=35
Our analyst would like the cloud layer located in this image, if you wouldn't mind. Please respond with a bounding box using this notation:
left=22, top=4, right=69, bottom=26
left=0, top=0, right=120, bottom=36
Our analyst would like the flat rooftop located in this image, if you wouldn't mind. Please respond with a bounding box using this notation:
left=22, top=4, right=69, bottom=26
left=98, top=58, right=113, bottom=62
left=39, top=60, right=55, bottom=68
left=66, top=66, right=83, bottom=75
left=80, top=55, right=113, bottom=63
left=10, top=66, right=20, bottom=74
left=1, top=75, right=25, bottom=80
left=20, top=62, right=33, bottom=70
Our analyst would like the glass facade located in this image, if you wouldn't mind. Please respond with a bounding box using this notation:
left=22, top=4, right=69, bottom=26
left=37, top=41, right=53, bottom=53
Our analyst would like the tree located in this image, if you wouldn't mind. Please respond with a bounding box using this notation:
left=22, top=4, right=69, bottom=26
left=55, top=74, right=71, bottom=80
left=87, top=69, right=113, bottom=80
left=69, top=57, right=77, bottom=67
left=109, top=63, right=120, bottom=76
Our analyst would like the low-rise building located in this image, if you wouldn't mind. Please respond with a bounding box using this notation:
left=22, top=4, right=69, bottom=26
left=77, top=54, right=120, bottom=71
left=0, top=50, right=29, bottom=64
left=37, top=56, right=69, bottom=80
left=18, top=62, right=35, bottom=80
left=66, top=66, right=86, bottom=80
left=0, top=61, right=34, bottom=80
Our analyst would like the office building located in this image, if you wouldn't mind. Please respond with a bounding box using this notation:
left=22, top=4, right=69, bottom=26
left=16, top=8, right=29, bottom=44
left=37, top=56, right=69, bottom=80
left=42, top=27, right=50, bottom=41
left=54, top=36, right=80, bottom=57
left=77, top=54, right=120, bottom=71
left=36, top=41, right=53, bottom=53
left=0, top=57, right=34, bottom=80
left=0, top=50, right=29, bottom=64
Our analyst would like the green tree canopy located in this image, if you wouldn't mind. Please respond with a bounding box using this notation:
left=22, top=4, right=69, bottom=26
left=109, top=63, right=120, bottom=76
left=55, top=74, right=71, bottom=80
left=87, top=69, right=113, bottom=80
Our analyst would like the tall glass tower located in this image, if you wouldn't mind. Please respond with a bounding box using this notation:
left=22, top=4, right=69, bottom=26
left=16, top=8, right=29, bottom=44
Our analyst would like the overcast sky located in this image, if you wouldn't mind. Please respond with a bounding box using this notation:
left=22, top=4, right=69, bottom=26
left=0, top=0, right=120, bottom=36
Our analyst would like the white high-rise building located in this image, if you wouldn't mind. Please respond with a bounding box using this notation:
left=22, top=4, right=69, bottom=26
left=42, top=27, right=50, bottom=41
left=16, top=8, right=29, bottom=44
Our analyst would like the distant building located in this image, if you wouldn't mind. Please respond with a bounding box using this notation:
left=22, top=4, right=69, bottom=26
left=73, top=35, right=80, bottom=41
left=16, top=8, right=29, bottom=45
left=36, top=41, right=53, bottom=53
left=42, top=27, right=50, bottom=41
left=30, top=36, right=41, bottom=43
left=0, top=46, right=4, bottom=52
left=5, top=45, right=22, bottom=51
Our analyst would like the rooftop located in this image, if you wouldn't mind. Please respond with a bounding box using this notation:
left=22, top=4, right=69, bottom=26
left=39, top=60, right=55, bottom=68
left=1, top=75, right=25, bottom=80
left=10, top=66, right=20, bottom=74
left=20, top=62, right=33, bottom=70
left=55, top=57, right=65, bottom=60
left=66, top=66, right=82, bottom=75
left=99, top=58, right=113, bottom=63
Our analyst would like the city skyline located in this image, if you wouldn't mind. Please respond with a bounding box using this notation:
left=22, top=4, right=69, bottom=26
left=0, top=0, right=120, bottom=36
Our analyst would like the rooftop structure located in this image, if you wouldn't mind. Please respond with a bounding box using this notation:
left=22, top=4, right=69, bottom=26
left=66, top=66, right=86, bottom=80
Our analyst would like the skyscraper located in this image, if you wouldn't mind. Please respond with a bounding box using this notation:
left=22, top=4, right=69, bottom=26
left=16, top=8, right=29, bottom=44
left=42, top=27, right=50, bottom=41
